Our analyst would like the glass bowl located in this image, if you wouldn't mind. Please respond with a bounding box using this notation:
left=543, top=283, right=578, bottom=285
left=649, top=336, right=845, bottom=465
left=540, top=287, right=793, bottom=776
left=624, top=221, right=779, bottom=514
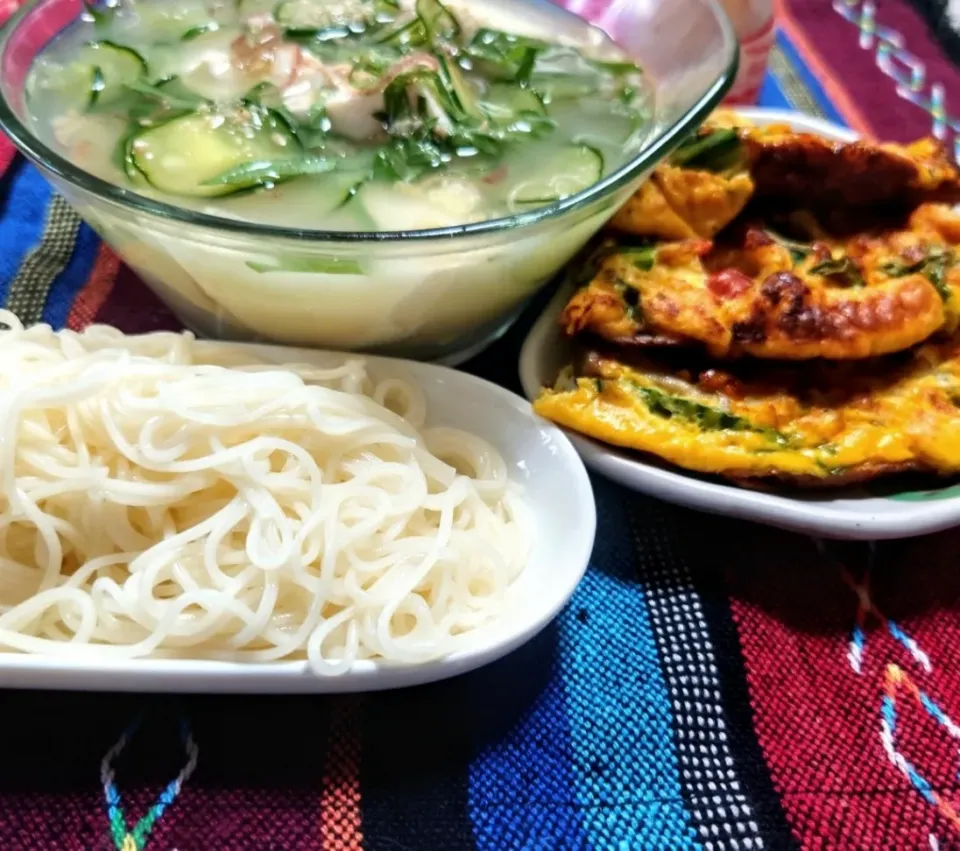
left=0, top=0, right=737, bottom=362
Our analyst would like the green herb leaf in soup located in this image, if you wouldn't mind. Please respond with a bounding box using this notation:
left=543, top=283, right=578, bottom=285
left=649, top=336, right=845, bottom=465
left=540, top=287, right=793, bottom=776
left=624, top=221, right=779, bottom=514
left=27, top=0, right=651, bottom=231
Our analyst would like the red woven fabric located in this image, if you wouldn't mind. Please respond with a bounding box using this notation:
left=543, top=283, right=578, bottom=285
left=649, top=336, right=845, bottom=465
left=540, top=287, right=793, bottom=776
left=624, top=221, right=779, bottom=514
left=729, top=529, right=960, bottom=848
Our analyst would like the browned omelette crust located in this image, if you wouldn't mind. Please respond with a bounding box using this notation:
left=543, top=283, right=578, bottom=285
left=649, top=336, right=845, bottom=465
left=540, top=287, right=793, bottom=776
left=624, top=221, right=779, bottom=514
left=744, top=127, right=960, bottom=209
left=533, top=334, right=960, bottom=487
left=608, top=121, right=960, bottom=242
left=562, top=204, right=960, bottom=360
left=728, top=462, right=920, bottom=489
left=609, top=166, right=754, bottom=240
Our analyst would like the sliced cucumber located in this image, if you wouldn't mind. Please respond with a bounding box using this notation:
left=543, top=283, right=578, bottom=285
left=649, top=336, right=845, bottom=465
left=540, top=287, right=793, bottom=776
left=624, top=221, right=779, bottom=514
left=479, top=83, right=545, bottom=122
left=128, top=0, right=217, bottom=42
left=27, top=60, right=99, bottom=112
left=415, top=0, right=459, bottom=41
left=276, top=0, right=399, bottom=39
left=117, top=128, right=145, bottom=183
left=466, top=28, right=546, bottom=81
left=217, top=166, right=370, bottom=223
left=359, top=175, right=485, bottom=230
left=88, top=42, right=147, bottom=106
left=128, top=108, right=301, bottom=197
left=437, top=54, right=482, bottom=120
left=246, top=255, right=362, bottom=274
left=552, top=98, right=644, bottom=149
left=29, top=41, right=146, bottom=111
left=126, top=76, right=209, bottom=116
left=529, top=72, right=596, bottom=104
left=375, top=17, right=427, bottom=47
left=204, top=154, right=339, bottom=187
left=508, top=145, right=603, bottom=207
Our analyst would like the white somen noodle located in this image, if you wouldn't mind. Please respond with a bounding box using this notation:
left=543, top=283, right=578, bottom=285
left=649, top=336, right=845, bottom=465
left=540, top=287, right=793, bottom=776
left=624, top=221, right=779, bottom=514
left=0, top=311, right=530, bottom=674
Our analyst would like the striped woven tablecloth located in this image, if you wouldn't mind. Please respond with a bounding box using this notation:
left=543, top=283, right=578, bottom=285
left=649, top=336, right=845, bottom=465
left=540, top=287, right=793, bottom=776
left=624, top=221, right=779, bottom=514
left=3, top=1, right=960, bottom=849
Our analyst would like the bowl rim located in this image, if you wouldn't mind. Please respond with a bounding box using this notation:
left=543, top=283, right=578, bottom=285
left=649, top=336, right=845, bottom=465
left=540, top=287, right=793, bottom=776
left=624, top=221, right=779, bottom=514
left=0, top=0, right=738, bottom=243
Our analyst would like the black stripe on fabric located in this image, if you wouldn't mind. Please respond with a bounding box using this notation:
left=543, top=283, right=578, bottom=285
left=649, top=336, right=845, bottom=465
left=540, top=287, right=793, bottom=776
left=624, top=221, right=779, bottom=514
left=361, top=678, right=475, bottom=851
left=681, top=512, right=799, bottom=851
left=628, top=497, right=770, bottom=849
left=166, top=694, right=336, bottom=850
left=5, top=193, right=81, bottom=325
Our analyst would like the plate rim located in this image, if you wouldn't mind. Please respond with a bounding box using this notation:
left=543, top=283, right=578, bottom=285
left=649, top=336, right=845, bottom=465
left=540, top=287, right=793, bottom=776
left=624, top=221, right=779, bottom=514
left=518, top=107, right=960, bottom=541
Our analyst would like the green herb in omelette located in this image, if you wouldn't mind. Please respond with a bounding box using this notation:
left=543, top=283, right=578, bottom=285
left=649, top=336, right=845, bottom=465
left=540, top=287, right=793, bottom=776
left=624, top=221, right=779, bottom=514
left=810, top=255, right=864, bottom=288
left=882, top=247, right=955, bottom=301
left=763, top=229, right=812, bottom=265
left=633, top=384, right=788, bottom=444
left=670, top=128, right=742, bottom=172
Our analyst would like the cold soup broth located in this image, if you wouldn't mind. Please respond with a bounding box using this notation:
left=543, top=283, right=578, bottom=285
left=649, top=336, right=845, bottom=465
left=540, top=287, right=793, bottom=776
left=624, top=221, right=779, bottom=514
left=24, top=0, right=651, bottom=231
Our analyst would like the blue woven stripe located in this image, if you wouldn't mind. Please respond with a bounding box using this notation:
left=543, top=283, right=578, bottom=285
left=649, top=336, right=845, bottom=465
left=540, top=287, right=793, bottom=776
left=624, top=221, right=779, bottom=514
left=467, top=642, right=589, bottom=850
left=42, top=221, right=99, bottom=328
left=0, top=162, right=53, bottom=307
left=758, top=69, right=792, bottom=111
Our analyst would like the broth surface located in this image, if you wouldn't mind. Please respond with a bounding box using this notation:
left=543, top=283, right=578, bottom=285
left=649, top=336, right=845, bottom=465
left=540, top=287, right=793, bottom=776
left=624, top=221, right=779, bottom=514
left=26, top=0, right=651, bottom=231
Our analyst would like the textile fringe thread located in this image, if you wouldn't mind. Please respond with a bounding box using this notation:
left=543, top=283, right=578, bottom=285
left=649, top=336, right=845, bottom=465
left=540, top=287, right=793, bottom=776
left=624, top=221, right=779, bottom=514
left=100, top=714, right=199, bottom=851
left=836, top=554, right=955, bottom=849
left=881, top=665, right=960, bottom=835
left=842, top=569, right=931, bottom=675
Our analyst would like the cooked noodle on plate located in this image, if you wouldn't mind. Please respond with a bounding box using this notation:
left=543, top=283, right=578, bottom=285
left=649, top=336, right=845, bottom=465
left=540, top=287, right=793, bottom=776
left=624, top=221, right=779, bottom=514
left=0, top=311, right=530, bottom=674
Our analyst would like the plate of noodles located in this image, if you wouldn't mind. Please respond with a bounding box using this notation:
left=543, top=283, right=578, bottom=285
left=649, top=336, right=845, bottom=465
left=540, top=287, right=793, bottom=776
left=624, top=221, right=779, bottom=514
left=0, top=311, right=595, bottom=692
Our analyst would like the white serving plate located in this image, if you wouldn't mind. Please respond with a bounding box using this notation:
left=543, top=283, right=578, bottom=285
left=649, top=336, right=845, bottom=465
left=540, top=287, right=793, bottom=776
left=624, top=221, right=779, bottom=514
left=0, top=342, right=595, bottom=692
left=520, top=107, right=960, bottom=541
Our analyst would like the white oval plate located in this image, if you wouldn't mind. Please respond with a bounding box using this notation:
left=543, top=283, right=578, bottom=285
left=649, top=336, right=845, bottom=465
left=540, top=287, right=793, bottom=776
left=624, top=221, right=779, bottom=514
left=0, top=342, right=595, bottom=692
left=520, top=107, right=960, bottom=541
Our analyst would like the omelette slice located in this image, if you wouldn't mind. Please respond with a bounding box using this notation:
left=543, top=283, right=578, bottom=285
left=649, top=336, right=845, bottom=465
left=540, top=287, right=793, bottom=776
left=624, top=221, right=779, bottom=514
left=532, top=335, right=960, bottom=487
left=563, top=204, right=960, bottom=360
left=609, top=120, right=960, bottom=242
left=744, top=126, right=960, bottom=210
left=610, top=128, right=755, bottom=240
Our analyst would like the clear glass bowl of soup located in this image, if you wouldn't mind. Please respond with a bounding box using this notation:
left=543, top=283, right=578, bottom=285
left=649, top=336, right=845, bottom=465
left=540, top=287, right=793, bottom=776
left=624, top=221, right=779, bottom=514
left=0, top=0, right=737, bottom=362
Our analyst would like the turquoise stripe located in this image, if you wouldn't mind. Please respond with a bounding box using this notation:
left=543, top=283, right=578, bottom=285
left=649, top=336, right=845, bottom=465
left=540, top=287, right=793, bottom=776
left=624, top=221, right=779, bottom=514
left=467, top=477, right=698, bottom=849
left=775, top=30, right=849, bottom=127
left=0, top=161, right=54, bottom=306
left=559, top=478, right=699, bottom=848
left=42, top=221, right=100, bottom=329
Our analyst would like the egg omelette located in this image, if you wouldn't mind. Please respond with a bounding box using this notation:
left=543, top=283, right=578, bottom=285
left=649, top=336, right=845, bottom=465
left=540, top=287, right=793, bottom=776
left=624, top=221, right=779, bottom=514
left=534, top=117, right=960, bottom=487
left=533, top=335, right=960, bottom=487
left=609, top=116, right=960, bottom=242
left=563, top=203, right=960, bottom=360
